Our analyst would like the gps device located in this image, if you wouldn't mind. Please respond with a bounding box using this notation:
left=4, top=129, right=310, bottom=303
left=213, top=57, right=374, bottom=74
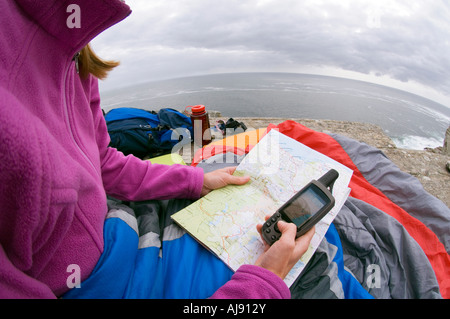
left=261, top=169, right=339, bottom=246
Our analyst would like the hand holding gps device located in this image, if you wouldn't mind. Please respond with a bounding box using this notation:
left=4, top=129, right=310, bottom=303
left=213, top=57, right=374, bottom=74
left=261, top=169, right=339, bottom=246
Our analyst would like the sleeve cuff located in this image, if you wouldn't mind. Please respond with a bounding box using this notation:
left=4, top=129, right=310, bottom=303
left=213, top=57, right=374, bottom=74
left=210, top=265, right=291, bottom=299
left=188, top=165, right=204, bottom=199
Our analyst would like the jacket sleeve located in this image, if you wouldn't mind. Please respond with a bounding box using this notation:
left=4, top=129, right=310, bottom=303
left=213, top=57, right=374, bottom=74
left=209, top=265, right=291, bottom=299
left=89, top=78, right=204, bottom=202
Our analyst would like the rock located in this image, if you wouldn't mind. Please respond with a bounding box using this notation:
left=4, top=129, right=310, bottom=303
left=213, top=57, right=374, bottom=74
left=447, top=161, right=450, bottom=173
left=208, top=110, right=222, bottom=117
left=444, top=126, right=450, bottom=156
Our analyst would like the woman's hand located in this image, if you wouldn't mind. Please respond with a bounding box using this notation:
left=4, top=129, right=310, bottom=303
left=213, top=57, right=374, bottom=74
left=202, top=167, right=314, bottom=279
left=255, top=218, right=315, bottom=279
left=201, top=166, right=250, bottom=196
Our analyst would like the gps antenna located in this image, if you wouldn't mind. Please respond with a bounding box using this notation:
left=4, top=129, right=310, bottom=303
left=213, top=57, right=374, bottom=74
left=317, top=169, right=339, bottom=192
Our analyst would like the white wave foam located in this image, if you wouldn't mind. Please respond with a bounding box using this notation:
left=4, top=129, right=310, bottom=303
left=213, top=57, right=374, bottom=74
left=392, top=135, right=443, bottom=150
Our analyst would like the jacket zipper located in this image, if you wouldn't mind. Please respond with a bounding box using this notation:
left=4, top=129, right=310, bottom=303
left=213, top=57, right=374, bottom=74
left=62, top=55, right=100, bottom=177
left=73, top=52, right=80, bottom=74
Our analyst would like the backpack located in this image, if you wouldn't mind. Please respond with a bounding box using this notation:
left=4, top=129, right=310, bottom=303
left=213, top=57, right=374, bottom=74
left=105, top=107, right=193, bottom=159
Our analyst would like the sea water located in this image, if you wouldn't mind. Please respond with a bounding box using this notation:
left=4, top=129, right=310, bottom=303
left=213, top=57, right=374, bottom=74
left=99, top=73, right=450, bottom=150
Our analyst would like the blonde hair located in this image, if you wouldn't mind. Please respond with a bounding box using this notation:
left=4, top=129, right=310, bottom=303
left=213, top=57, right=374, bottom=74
left=78, top=44, right=120, bottom=80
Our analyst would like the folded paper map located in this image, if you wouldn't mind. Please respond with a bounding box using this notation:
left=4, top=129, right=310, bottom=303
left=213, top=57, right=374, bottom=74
left=172, top=129, right=353, bottom=286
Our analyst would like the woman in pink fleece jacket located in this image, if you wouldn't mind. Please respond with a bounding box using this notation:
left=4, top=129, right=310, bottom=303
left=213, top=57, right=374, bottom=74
left=0, top=0, right=313, bottom=299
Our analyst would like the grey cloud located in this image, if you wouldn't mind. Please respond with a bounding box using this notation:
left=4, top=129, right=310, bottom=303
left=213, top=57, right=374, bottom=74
left=94, top=0, right=450, bottom=103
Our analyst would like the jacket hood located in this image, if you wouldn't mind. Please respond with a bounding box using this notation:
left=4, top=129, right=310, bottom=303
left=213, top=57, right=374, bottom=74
left=14, top=0, right=131, bottom=54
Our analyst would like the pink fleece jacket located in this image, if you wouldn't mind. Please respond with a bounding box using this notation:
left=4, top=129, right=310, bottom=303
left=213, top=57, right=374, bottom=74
left=0, top=0, right=290, bottom=299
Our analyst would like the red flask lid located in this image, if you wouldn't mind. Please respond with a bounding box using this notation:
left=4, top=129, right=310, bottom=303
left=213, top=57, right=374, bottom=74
left=191, top=105, right=206, bottom=114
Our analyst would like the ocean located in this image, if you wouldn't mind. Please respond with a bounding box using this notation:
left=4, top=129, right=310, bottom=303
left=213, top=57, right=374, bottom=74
left=99, top=73, right=450, bottom=150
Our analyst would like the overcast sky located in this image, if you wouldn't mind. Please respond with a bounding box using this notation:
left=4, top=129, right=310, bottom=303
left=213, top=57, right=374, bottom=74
left=92, top=0, right=450, bottom=107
